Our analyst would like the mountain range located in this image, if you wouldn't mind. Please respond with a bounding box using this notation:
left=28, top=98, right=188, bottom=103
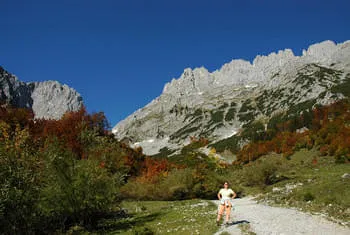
left=2, top=40, right=350, bottom=156
left=112, top=40, right=350, bottom=155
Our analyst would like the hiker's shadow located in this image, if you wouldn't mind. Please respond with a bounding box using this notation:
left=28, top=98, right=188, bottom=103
left=227, top=220, right=250, bottom=226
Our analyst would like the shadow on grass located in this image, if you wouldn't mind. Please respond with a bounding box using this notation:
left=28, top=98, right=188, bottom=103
left=95, top=211, right=165, bottom=233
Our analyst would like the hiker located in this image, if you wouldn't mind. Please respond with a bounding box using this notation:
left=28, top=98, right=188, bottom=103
left=216, top=181, right=236, bottom=226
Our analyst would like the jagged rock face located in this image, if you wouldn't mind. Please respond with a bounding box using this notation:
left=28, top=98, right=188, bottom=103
left=0, top=66, right=83, bottom=119
left=113, top=40, right=350, bottom=155
left=30, top=81, right=83, bottom=119
left=0, top=66, right=33, bottom=108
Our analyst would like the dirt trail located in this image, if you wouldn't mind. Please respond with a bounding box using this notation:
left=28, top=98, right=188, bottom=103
left=213, top=197, right=349, bottom=235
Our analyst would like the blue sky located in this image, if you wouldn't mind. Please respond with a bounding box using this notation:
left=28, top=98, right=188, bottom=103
left=1, top=0, right=350, bottom=126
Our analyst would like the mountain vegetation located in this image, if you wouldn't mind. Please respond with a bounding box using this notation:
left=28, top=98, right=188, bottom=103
left=0, top=105, right=144, bottom=233
left=1, top=95, right=349, bottom=233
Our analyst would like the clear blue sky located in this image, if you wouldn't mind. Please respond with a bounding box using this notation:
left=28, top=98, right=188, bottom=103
left=1, top=0, right=350, bottom=126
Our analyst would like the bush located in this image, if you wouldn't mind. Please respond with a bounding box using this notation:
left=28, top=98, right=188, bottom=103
left=125, top=164, right=244, bottom=200
left=303, top=192, right=315, bottom=202
left=133, top=226, right=154, bottom=235
left=194, top=170, right=226, bottom=198
left=0, top=147, right=42, bottom=233
left=0, top=106, right=137, bottom=233
left=241, top=157, right=284, bottom=187
left=158, top=168, right=194, bottom=200
left=335, top=155, right=347, bottom=164
left=38, top=139, right=123, bottom=230
left=121, top=168, right=196, bottom=200
left=120, top=180, right=157, bottom=200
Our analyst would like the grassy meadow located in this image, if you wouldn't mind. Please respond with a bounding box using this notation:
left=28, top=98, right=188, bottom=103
left=93, top=200, right=218, bottom=235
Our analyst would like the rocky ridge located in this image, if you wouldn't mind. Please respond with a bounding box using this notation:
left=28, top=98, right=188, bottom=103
left=0, top=66, right=83, bottom=119
left=113, top=40, right=350, bottom=155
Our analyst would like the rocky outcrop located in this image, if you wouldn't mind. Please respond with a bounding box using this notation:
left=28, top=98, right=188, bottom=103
left=113, top=40, right=350, bottom=155
left=0, top=66, right=33, bottom=108
left=29, top=81, right=83, bottom=119
left=0, top=66, right=83, bottom=119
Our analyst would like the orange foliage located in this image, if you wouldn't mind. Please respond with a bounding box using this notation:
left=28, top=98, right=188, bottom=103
left=38, top=106, right=109, bottom=158
left=237, top=100, right=350, bottom=163
left=0, top=105, right=110, bottom=159
left=190, top=136, right=209, bottom=146
left=0, top=106, right=34, bottom=130
left=137, top=157, right=179, bottom=183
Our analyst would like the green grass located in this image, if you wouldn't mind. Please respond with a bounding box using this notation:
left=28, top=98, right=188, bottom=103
left=253, top=149, right=350, bottom=223
left=90, top=149, right=350, bottom=234
left=96, top=200, right=218, bottom=234
left=209, top=148, right=350, bottom=224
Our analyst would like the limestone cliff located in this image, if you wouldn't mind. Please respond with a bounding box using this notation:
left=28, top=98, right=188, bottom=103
left=0, top=66, right=83, bottom=119
left=113, top=40, right=350, bottom=155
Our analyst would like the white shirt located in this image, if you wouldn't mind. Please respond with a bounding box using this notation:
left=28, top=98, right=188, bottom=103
left=219, top=188, right=234, bottom=200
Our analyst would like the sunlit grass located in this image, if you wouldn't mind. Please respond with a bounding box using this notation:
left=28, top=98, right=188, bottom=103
left=256, top=149, right=350, bottom=224
left=96, top=199, right=218, bottom=234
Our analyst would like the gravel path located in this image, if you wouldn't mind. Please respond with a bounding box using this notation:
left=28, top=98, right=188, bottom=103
left=213, top=197, right=349, bottom=235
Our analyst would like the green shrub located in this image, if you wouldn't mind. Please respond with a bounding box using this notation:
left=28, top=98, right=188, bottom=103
left=331, top=74, right=350, bottom=97
left=239, top=99, right=254, bottom=113
left=241, top=121, right=266, bottom=142
left=209, top=135, right=241, bottom=153
left=210, top=110, right=224, bottom=124
left=159, top=168, right=195, bottom=200
left=303, top=192, right=315, bottom=202
left=169, top=186, right=189, bottom=200
left=335, top=155, right=347, bottom=164
left=0, top=144, right=42, bottom=234
left=197, top=170, right=227, bottom=198
left=39, top=139, right=123, bottom=230
left=225, top=107, right=236, bottom=121
left=124, top=168, right=195, bottom=200
left=121, top=180, right=157, bottom=200
left=133, top=226, right=154, bottom=235
left=121, top=168, right=197, bottom=200
left=241, top=157, right=284, bottom=187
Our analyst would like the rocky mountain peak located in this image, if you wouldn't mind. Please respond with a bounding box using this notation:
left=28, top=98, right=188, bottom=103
left=302, top=40, right=337, bottom=59
left=0, top=66, right=83, bottom=119
left=30, top=80, right=83, bottom=119
left=113, top=40, right=350, bottom=155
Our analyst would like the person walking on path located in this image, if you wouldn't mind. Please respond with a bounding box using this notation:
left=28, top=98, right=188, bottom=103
left=216, top=181, right=236, bottom=226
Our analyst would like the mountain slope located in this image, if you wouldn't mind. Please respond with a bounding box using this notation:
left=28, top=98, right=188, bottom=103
left=0, top=66, right=83, bottom=119
left=113, top=40, right=350, bottom=155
